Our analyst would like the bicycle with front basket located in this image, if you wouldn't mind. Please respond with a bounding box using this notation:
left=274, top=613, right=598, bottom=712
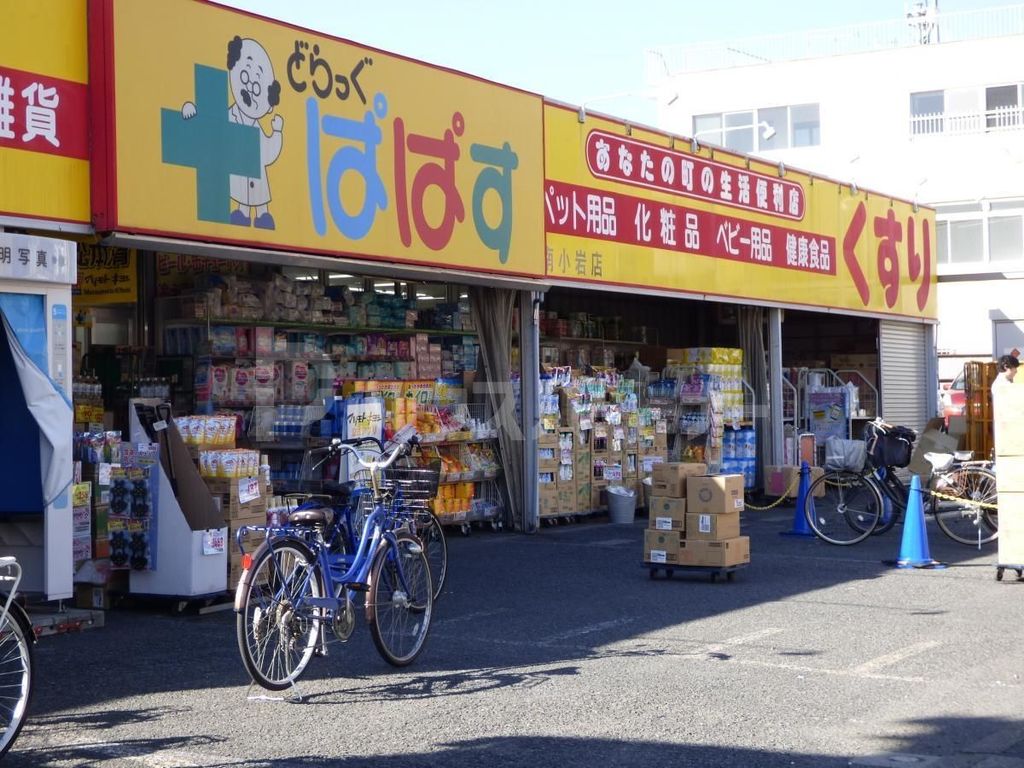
left=234, top=426, right=436, bottom=692
left=803, top=419, right=998, bottom=547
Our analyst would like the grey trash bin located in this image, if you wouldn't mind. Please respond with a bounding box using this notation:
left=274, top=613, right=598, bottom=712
left=607, top=485, right=637, bottom=524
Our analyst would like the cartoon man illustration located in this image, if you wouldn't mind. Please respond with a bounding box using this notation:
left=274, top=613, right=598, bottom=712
left=182, top=36, right=283, bottom=229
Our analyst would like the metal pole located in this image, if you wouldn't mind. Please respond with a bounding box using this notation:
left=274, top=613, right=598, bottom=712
left=519, top=290, right=540, bottom=533
left=768, top=307, right=784, bottom=466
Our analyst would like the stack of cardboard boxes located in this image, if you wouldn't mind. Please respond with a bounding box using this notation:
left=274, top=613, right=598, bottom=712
left=994, top=385, right=1024, bottom=568
left=204, top=476, right=269, bottom=589
left=644, top=467, right=751, bottom=569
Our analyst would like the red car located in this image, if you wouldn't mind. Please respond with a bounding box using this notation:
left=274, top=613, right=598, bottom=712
left=941, top=370, right=966, bottom=419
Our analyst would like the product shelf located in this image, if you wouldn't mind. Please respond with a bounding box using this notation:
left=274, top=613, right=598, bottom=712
left=166, top=319, right=477, bottom=337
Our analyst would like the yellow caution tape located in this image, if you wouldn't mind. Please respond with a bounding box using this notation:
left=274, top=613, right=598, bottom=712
left=927, top=488, right=999, bottom=511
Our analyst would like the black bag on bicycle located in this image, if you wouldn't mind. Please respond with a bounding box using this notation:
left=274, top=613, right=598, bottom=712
left=863, top=422, right=916, bottom=469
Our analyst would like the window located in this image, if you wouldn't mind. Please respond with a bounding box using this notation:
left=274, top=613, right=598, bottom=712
left=910, top=90, right=944, bottom=135
left=989, top=215, right=1024, bottom=261
left=693, top=103, right=820, bottom=150
left=936, top=221, right=949, bottom=264
left=724, top=111, right=754, bottom=153
left=692, top=113, right=722, bottom=145
left=758, top=106, right=789, bottom=150
left=791, top=103, right=820, bottom=147
left=987, top=84, right=1020, bottom=129
left=949, top=219, right=984, bottom=263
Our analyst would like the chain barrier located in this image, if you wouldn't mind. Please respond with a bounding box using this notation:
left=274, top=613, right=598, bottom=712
left=745, top=474, right=801, bottom=511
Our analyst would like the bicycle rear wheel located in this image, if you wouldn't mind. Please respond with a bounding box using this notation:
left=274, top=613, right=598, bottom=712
left=236, top=538, right=325, bottom=691
left=0, top=602, right=32, bottom=758
left=933, top=466, right=998, bottom=546
left=804, top=471, right=883, bottom=545
left=367, top=532, right=433, bottom=667
left=417, top=513, right=447, bottom=601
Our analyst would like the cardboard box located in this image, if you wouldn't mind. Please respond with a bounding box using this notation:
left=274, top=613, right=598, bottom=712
left=537, top=431, right=559, bottom=447
left=909, top=429, right=960, bottom=479
left=995, top=386, right=1024, bottom=456
left=685, top=510, right=741, bottom=541
left=688, top=474, right=745, bottom=515
left=652, top=462, right=707, bottom=498
left=643, top=529, right=681, bottom=564
left=539, top=487, right=559, bottom=517
left=763, top=465, right=825, bottom=499
left=591, top=481, right=609, bottom=511
left=74, top=584, right=112, bottom=610
left=678, top=536, right=750, bottom=567
left=648, top=496, right=687, bottom=531
left=575, top=481, right=591, bottom=513
left=556, top=485, right=575, bottom=513
left=997, top=456, right=1024, bottom=494
left=574, top=450, right=592, bottom=478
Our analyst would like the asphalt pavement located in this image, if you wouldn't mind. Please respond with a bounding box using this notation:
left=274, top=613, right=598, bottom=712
left=8, top=504, right=1024, bottom=768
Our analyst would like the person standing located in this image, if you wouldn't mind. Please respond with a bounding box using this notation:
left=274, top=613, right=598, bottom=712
left=992, top=354, right=1020, bottom=395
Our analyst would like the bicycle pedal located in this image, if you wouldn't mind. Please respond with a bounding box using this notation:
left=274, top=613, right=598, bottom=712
left=346, top=582, right=369, bottom=592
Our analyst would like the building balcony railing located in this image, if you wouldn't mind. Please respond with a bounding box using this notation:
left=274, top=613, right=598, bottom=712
left=910, top=106, right=1024, bottom=137
left=647, top=4, right=1024, bottom=76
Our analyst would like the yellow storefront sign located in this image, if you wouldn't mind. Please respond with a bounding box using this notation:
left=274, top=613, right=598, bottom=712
left=0, top=1, right=90, bottom=225
left=73, top=244, right=137, bottom=305
left=94, top=0, right=545, bottom=278
left=544, top=103, right=937, bottom=320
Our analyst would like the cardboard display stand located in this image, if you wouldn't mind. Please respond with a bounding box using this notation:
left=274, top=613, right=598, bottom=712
left=128, top=400, right=228, bottom=597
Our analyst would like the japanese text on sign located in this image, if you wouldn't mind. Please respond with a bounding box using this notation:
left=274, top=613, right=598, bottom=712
left=0, top=233, right=77, bottom=285
left=0, top=67, right=88, bottom=160
left=586, top=130, right=804, bottom=221
left=843, top=202, right=932, bottom=311
left=545, top=180, right=834, bottom=275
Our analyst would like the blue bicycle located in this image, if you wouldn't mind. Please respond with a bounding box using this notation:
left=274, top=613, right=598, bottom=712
left=234, top=427, right=435, bottom=691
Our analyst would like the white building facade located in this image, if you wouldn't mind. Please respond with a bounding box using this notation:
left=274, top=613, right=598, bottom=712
left=650, top=3, right=1024, bottom=381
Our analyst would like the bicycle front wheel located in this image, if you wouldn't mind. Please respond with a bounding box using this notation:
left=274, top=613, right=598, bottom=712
left=236, top=538, right=325, bottom=691
left=804, top=471, right=883, bottom=545
left=932, top=466, right=998, bottom=546
left=0, top=602, right=32, bottom=758
left=418, top=513, right=447, bottom=601
left=367, top=532, right=433, bottom=667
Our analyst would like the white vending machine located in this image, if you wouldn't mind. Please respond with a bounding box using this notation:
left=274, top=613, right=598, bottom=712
left=0, top=233, right=76, bottom=600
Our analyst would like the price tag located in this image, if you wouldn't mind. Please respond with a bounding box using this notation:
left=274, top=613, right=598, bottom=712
left=238, top=477, right=261, bottom=505
left=604, top=465, right=623, bottom=482
left=649, top=550, right=667, bottom=564
left=202, top=530, right=226, bottom=555
left=152, top=420, right=168, bottom=432
left=578, top=418, right=593, bottom=431
left=613, top=427, right=625, bottom=441
left=655, top=420, right=668, bottom=434
left=98, top=463, right=112, bottom=486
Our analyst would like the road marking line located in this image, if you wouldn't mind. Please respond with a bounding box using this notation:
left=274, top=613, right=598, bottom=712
left=540, top=617, right=638, bottom=644
left=852, top=640, right=940, bottom=675
left=701, top=627, right=785, bottom=655
left=436, top=609, right=505, bottom=625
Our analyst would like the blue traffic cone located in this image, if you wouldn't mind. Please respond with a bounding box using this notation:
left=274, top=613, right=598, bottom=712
left=781, top=461, right=816, bottom=538
left=889, top=475, right=946, bottom=569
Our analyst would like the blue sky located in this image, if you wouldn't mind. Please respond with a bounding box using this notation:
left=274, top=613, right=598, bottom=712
left=220, top=1, right=1017, bottom=126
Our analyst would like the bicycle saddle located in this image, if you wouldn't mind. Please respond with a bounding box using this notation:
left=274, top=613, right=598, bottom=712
left=923, top=451, right=954, bottom=473
left=287, top=505, right=333, bottom=527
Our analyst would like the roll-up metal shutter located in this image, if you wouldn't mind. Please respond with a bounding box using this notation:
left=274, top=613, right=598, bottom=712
left=879, top=320, right=928, bottom=435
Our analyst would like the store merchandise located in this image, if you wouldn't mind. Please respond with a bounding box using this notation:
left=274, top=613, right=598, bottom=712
left=644, top=471, right=750, bottom=568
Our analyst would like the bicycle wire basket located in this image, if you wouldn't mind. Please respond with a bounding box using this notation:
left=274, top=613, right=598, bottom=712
left=378, top=461, right=441, bottom=513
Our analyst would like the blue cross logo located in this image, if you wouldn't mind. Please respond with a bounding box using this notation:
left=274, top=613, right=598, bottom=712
left=161, top=65, right=260, bottom=224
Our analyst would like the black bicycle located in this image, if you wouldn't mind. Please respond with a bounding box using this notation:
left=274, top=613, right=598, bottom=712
left=803, top=420, right=998, bottom=547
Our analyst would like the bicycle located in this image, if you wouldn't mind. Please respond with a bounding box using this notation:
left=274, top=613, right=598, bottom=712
left=288, top=438, right=448, bottom=603
left=234, top=427, right=435, bottom=692
left=0, top=557, right=34, bottom=757
left=803, top=419, right=998, bottom=547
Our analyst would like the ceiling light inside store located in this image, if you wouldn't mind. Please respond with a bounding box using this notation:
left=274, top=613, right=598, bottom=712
left=329, top=273, right=353, bottom=279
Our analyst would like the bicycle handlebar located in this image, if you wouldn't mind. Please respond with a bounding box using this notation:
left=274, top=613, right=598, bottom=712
left=322, top=424, right=419, bottom=472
